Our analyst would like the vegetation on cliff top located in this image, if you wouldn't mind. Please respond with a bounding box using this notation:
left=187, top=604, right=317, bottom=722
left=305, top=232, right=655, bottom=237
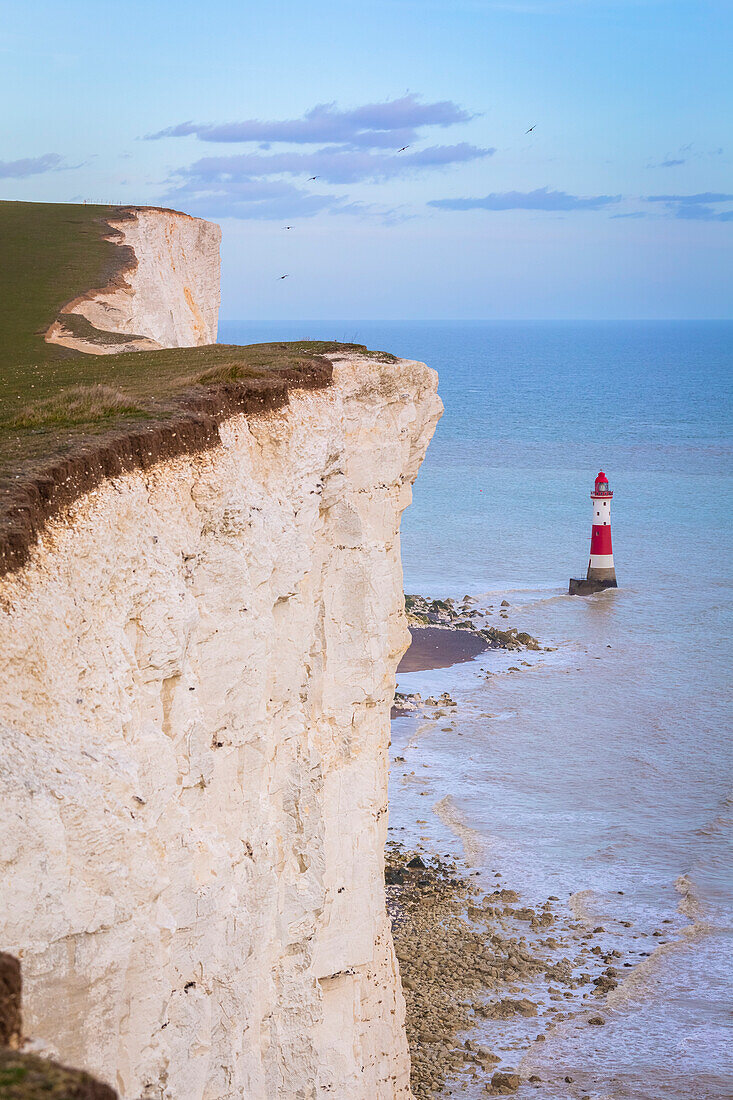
left=0, top=338, right=396, bottom=477
left=0, top=341, right=389, bottom=478
left=0, top=200, right=135, bottom=373
left=0, top=339, right=397, bottom=576
left=0, top=1050, right=117, bottom=1100
left=0, top=201, right=399, bottom=576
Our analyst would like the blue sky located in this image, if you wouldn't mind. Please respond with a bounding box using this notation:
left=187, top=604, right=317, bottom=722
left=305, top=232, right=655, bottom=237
left=2, top=0, right=732, bottom=319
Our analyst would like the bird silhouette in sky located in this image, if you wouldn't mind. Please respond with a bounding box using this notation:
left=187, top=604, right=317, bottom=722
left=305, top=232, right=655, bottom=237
left=307, top=175, right=318, bottom=181
left=279, top=274, right=290, bottom=280
left=397, top=145, right=410, bottom=152
left=283, top=225, right=293, bottom=230
left=526, top=124, right=537, bottom=133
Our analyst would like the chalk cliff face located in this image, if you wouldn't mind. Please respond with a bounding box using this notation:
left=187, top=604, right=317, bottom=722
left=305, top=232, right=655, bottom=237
left=46, top=208, right=221, bottom=354
left=0, top=353, right=441, bottom=1098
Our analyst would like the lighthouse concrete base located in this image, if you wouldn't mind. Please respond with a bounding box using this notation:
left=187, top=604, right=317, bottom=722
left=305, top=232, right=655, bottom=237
left=568, top=577, right=618, bottom=596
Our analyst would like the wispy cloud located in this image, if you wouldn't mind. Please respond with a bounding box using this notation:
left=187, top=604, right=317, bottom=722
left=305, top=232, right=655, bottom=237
left=646, top=192, right=733, bottom=204
left=429, top=186, right=621, bottom=212
left=154, top=94, right=489, bottom=219
left=176, top=143, right=491, bottom=187
left=0, top=153, right=63, bottom=178
left=645, top=192, right=733, bottom=221
left=648, top=143, right=724, bottom=169
left=160, top=139, right=492, bottom=220
left=673, top=206, right=733, bottom=222
left=162, top=178, right=341, bottom=221
left=148, top=95, right=475, bottom=151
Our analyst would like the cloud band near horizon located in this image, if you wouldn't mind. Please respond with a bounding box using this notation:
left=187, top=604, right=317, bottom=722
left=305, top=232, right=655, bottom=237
left=429, top=187, right=621, bottom=212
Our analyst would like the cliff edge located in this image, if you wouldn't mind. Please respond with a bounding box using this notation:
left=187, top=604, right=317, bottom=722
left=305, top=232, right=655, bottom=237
left=0, top=204, right=442, bottom=1098
left=0, top=201, right=219, bottom=367
left=45, top=207, right=221, bottom=354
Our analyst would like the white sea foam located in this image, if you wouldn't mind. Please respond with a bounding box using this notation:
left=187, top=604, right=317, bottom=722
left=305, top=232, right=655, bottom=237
left=432, top=793, right=489, bottom=867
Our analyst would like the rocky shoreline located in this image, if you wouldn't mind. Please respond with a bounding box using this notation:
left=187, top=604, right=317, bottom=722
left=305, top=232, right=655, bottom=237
left=394, top=593, right=545, bottom=718
left=385, top=845, right=625, bottom=1097
left=404, top=593, right=542, bottom=653
left=389, top=595, right=627, bottom=1098
left=396, top=592, right=545, bottom=688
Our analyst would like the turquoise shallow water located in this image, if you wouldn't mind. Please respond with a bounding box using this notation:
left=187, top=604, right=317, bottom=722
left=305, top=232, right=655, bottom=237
left=221, top=320, right=733, bottom=1098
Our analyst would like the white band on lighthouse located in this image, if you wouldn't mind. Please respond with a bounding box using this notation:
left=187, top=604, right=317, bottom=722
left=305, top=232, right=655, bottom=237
left=589, top=554, right=614, bottom=568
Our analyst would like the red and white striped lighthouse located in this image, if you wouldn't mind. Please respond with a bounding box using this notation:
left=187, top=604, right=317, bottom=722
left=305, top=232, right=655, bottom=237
left=588, top=470, right=617, bottom=586
left=569, top=470, right=618, bottom=594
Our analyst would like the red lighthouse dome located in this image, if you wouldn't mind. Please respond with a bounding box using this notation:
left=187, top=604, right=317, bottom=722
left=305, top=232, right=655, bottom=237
left=591, top=471, right=612, bottom=499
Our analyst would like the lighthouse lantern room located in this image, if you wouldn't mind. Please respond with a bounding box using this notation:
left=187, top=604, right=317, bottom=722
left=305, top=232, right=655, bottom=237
left=569, top=470, right=618, bottom=595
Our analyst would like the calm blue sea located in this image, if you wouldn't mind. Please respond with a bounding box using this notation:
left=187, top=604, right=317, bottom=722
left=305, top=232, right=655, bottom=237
left=221, top=320, right=733, bottom=1099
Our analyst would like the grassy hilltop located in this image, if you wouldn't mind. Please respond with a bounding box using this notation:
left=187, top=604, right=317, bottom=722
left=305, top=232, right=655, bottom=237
left=0, top=200, right=132, bottom=373
left=0, top=200, right=394, bottom=575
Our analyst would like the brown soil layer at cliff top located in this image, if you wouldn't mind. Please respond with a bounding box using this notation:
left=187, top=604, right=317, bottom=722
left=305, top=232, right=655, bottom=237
left=0, top=201, right=399, bottom=578
left=0, top=340, right=395, bottom=578
left=397, top=626, right=489, bottom=673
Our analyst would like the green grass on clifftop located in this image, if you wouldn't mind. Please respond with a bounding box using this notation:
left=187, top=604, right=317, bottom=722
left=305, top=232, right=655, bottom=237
left=0, top=341, right=396, bottom=481
left=0, top=200, right=132, bottom=372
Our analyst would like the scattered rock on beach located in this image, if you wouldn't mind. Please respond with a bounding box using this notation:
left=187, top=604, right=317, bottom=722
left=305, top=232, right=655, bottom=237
left=403, top=594, right=540, bottom=651
left=480, top=627, right=540, bottom=651
left=477, top=998, right=538, bottom=1020
left=391, top=691, right=423, bottom=717
left=489, top=888, right=519, bottom=903
left=592, top=973, right=619, bottom=994
left=487, top=1070, right=522, bottom=1094
left=513, top=906, right=536, bottom=921
left=383, top=844, right=583, bottom=1097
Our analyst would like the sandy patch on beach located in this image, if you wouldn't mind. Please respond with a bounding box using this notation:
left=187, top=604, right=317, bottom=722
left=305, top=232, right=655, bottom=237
left=398, top=626, right=489, bottom=673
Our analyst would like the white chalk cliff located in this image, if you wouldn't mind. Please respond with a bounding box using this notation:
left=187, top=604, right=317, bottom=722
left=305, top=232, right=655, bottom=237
left=46, top=207, right=221, bottom=354
left=0, top=351, right=441, bottom=1097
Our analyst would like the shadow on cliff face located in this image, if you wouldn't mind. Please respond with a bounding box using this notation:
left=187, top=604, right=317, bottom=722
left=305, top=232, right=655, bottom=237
left=0, top=952, right=117, bottom=1099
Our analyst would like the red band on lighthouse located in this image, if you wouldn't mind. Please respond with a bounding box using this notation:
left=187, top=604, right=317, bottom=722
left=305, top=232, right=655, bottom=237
left=590, top=524, right=613, bottom=556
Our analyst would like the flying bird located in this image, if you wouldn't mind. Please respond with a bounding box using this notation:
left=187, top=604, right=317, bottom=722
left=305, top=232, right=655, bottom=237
left=397, top=145, right=410, bottom=152
left=279, top=274, right=290, bottom=280
left=282, top=226, right=293, bottom=230
left=307, top=175, right=318, bottom=181
left=525, top=124, right=537, bottom=134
